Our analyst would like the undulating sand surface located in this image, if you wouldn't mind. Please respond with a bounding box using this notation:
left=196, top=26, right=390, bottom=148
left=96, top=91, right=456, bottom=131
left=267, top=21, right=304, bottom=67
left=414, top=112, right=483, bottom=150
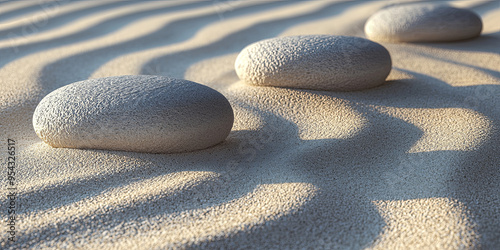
left=1, top=0, right=499, bottom=249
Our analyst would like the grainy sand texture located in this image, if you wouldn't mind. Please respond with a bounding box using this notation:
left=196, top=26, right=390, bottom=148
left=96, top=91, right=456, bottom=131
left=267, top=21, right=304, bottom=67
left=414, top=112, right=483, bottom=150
left=1, top=0, right=499, bottom=249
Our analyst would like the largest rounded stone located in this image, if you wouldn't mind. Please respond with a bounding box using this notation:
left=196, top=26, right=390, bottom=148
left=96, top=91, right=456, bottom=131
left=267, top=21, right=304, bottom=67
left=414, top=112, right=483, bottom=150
left=33, top=75, right=234, bottom=153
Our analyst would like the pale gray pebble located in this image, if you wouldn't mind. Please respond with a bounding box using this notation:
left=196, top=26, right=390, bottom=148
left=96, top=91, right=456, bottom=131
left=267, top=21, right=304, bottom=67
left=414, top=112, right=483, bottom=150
left=33, top=75, right=234, bottom=153
left=234, top=35, right=392, bottom=91
left=365, top=3, right=482, bottom=43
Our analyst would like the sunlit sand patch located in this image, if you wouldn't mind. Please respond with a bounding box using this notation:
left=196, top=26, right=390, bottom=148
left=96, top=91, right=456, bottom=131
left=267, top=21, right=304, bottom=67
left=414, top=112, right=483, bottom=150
left=61, top=183, right=318, bottom=249
left=226, top=81, right=368, bottom=140
left=371, top=198, right=478, bottom=249
left=184, top=53, right=240, bottom=89
left=482, top=7, right=500, bottom=34
left=21, top=171, right=220, bottom=233
left=400, top=47, right=500, bottom=83
left=289, top=94, right=368, bottom=141
left=386, top=67, right=416, bottom=81
left=374, top=107, right=494, bottom=153
left=230, top=103, right=267, bottom=132
left=386, top=45, right=500, bottom=86
left=17, top=142, right=174, bottom=206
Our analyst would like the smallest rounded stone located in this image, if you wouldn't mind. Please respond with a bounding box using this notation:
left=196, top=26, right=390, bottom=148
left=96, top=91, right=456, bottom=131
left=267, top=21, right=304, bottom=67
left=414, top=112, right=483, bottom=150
left=365, top=3, right=482, bottom=43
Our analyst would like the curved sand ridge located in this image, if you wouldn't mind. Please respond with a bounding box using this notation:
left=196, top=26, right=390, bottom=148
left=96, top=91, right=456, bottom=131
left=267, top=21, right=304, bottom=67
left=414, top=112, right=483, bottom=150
left=1, top=0, right=500, bottom=249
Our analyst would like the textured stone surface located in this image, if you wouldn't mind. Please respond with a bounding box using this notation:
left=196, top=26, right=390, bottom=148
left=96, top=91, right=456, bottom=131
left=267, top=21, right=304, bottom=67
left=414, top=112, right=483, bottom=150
left=235, top=35, right=392, bottom=91
left=33, top=75, right=234, bottom=153
left=365, top=4, right=482, bottom=43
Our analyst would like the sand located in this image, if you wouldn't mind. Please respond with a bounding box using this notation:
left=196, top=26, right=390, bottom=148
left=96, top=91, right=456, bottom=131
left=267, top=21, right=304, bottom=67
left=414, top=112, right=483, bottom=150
left=1, top=0, right=499, bottom=249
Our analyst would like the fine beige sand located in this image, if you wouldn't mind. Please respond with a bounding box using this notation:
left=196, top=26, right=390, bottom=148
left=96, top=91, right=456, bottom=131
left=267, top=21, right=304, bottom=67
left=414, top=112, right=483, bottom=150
left=1, top=0, right=499, bottom=249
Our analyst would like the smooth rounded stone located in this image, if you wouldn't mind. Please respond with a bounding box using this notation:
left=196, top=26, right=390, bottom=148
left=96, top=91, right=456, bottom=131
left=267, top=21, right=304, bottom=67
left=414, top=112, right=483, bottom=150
left=234, top=35, right=392, bottom=91
left=365, top=4, right=482, bottom=43
left=33, top=75, right=234, bottom=153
